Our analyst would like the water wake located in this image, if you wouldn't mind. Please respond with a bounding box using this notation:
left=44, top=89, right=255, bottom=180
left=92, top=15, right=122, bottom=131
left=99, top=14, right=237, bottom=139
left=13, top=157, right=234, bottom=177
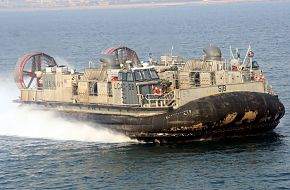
left=0, top=80, right=133, bottom=143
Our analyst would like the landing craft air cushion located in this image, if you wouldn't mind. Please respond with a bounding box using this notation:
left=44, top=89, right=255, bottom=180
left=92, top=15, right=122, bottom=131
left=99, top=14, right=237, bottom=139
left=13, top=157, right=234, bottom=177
left=14, top=45, right=285, bottom=143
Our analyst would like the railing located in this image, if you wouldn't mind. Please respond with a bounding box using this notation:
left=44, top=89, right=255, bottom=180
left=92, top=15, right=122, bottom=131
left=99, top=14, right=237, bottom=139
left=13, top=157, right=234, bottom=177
left=265, top=81, right=275, bottom=95
left=138, top=90, right=176, bottom=108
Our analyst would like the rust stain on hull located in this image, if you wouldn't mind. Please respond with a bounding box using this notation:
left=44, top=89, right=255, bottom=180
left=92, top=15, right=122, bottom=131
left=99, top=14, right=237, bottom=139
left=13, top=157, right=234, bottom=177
left=235, top=111, right=258, bottom=125
left=169, top=123, right=205, bottom=132
left=222, top=112, right=238, bottom=125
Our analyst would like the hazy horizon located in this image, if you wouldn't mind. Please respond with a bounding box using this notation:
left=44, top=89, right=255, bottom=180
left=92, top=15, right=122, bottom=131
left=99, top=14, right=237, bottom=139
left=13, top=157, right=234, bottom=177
left=0, top=0, right=257, bottom=9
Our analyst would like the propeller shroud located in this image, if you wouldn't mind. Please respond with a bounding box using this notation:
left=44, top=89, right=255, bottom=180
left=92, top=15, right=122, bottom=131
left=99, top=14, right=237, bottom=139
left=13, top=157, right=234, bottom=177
left=14, top=52, right=57, bottom=89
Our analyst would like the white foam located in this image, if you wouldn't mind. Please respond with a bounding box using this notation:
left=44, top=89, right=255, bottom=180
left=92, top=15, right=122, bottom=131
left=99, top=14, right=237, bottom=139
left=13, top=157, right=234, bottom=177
left=0, top=80, right=133, bottom=143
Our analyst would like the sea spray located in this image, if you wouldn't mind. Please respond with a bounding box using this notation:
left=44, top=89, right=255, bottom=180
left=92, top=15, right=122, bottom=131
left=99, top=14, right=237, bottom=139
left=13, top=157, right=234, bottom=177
left=0, top=80, right=133, bottom=143
left=54, top=56, right=75, bottom=70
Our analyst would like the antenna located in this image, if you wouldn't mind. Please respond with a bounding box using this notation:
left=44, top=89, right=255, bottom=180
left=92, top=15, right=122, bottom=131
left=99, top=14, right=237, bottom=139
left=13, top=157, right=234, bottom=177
left=248, top=45, right=254, bottom=72
left=242, top=45, right=251, bottom=66
left=230, top=46, right=235, bottom=59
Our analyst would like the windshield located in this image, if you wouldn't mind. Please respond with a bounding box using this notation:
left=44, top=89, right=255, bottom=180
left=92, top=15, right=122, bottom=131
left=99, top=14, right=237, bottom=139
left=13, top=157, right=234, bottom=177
left=118, top=72, right=127, bottom=81
left=141, top=69, right=151, bottom=80
left=134, top=70, right=143, bottom=81
left=127, top=72, right=134, bottom=81
left=150, top=69, right=159, bottom=79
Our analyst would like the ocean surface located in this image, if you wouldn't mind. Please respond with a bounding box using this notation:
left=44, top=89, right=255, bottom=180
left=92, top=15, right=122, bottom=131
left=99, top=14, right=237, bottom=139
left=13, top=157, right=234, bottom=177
left=0, top=1, right=290, bottom=189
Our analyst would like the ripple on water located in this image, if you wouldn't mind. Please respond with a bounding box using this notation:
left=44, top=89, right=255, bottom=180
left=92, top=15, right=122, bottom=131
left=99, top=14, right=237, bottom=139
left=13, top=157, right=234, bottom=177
left=0, top=1, right=290, bottom=189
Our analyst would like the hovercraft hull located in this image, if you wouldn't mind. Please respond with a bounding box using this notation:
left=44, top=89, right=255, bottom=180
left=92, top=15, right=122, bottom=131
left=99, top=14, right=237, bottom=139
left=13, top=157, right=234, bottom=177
left=18, top=91, right=285, bottom=143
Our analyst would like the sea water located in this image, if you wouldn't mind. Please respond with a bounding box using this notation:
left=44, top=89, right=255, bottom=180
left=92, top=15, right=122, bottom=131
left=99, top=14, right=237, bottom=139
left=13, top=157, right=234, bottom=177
left=0, top=1, right=289, bottom=189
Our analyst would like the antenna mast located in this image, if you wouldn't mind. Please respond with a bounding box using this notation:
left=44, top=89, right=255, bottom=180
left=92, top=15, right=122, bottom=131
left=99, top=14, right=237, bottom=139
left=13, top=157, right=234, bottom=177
left=242, top=45, right=251, bottom=66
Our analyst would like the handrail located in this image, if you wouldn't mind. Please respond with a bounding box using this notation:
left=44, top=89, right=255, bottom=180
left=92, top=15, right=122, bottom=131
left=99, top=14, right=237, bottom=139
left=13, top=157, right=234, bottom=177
left=138, top=90, right=175, bottom=107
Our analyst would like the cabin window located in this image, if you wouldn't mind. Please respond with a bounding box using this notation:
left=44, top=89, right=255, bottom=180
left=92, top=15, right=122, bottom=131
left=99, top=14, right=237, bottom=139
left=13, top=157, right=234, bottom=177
left=108, top=82, right=113, bottom=97
left=191, top=72, right=200, bottom=86
left=149, top=69, right=159, bottom=79
left=140, top=85, right=150, bottom=95
left=142, top=69, right=151, bottom=80
left=134, top=70, right=143, bottom=81
left=118, top=72, right=127, bottom=81
left=118, top=72, right=122, bottom=80
left=127, top=72, right=134, bottom=82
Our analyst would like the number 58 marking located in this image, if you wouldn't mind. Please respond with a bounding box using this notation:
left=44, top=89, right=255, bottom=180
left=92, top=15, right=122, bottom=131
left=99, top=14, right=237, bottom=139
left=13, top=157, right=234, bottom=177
left=218, top=85, right=226, bottom=92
